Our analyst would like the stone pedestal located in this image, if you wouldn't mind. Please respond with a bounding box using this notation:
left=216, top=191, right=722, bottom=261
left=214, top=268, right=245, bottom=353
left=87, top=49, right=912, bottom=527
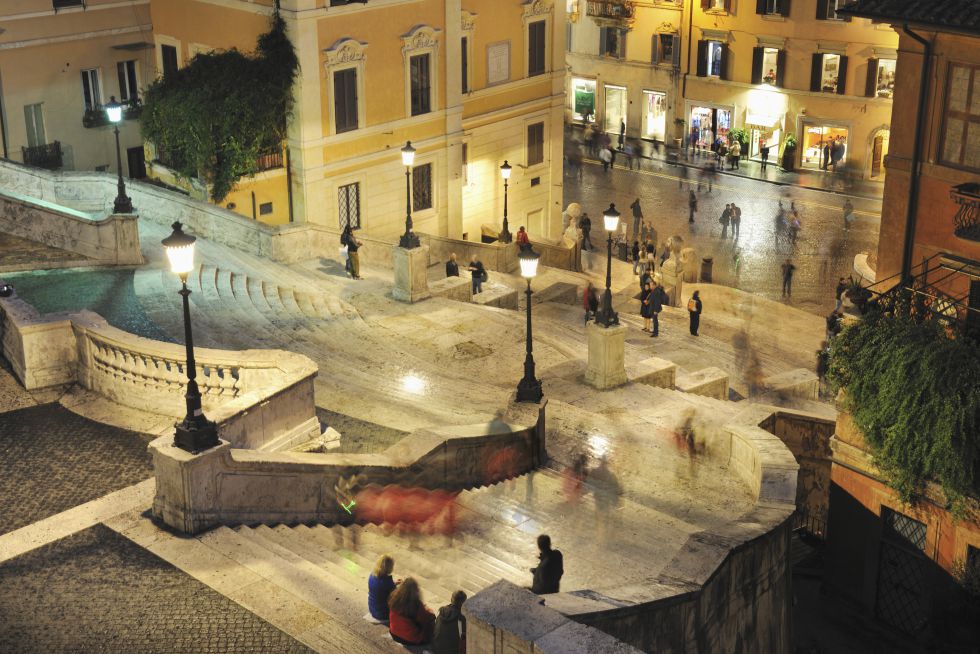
left=660, top=257, right=684, bottom=308
left=392, top=245, right=430, bottom=303
left=584, top=322, right=627, bottom=390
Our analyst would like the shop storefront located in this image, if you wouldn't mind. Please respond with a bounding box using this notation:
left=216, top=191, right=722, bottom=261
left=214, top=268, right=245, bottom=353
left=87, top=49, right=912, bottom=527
left=642, top=90, right=667, bottom=141
left=571, top=77, right=596, bottom=122
left=689, top=105, right=731, bottom=150
left=801, top=123, right=849, bottom=170
left=745, top=113, right=783, bottom=160
left=604, top=84, right=628, bottom=134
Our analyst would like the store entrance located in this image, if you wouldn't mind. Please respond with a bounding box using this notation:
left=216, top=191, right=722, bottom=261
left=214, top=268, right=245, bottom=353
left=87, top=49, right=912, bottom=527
left=801, top=124, right=849, bottom=171
left=749, top=128, right=781, bottom=160
left=689, top=106, right=731, bottom=151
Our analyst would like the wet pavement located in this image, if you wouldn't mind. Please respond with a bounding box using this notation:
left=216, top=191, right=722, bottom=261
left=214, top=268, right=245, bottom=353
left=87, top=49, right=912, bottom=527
left=565, top=133, right=882, bottom=317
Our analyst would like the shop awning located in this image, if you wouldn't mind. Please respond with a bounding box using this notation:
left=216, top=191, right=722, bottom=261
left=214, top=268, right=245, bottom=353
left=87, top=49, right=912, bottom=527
left=745, top=113, right=781, bottom=130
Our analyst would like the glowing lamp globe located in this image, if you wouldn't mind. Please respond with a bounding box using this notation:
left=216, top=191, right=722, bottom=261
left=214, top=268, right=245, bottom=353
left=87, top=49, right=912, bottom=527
left=162, top=222, right=197, bottom=278
left=105, top=96, right=123, bottom=124
left=401, top=141, right=416, bottom=167
left=500, top=160, right=512, bottom=180
left=603, top=203, right=621, bottom=232
left=519, top=247, right=540, bottom=279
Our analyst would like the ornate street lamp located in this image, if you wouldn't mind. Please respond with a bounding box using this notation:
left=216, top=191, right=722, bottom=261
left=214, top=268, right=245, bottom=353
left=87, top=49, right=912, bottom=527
left=594, top=203, right=620, bottom=327
left=516, top=247, right=543, bottom=403
left=399, top=141, right=420, bottom=249
left=105, top=96, right=133, bottom=214
left=499, top=161, right=513, bottom=244
left=162, top=222, right=218, bottom=453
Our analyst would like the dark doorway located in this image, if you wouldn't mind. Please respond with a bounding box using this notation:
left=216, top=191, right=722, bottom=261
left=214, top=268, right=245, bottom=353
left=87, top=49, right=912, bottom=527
left=126, top=146, right=146, bottom=179
left=966, top=280, right=980, bottom=342
left=871, top=134, right=884, bottom=178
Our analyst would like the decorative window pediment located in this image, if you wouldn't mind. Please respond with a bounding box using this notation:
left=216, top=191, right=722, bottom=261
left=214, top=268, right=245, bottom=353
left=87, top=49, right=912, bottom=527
left=324, top=38, right=368, bottom=67
left=524, top=0, right=554, bottom=19
left=402, top=25, right=441, bottom=58
left=462, top=10, right=477, bottom=32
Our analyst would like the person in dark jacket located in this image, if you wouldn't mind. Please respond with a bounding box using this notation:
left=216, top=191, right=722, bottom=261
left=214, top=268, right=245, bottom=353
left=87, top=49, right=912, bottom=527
left=468, top=256, right=486, bottom=295
left=388, top=577, right=436, bottom=645
left=431, top=590, right=467, bottom=654
left=631, top=240, right=641, bottom=275
left=446, top=253, right=460, bottom=277
left=834, top=277, right=846, bottom=311
left=688, top=290, right=702, bottom=336
left=651, top=282, right=667, bottom=337
left=688, top=190, right=698, bottom=223
left=579, top=214, right=593, bottom=251
left=629, top=197, right=643, bottom=237
left=640, top=282, right=654, bottom=333
left=530, top=534, right=564, bottom=594
left=583, top=282, right=599, bottom=323
left=367, top=554, right=397, bottom=622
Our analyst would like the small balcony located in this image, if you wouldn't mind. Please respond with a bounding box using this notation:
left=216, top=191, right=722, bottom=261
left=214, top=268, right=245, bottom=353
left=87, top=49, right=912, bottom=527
left=255, top=149, right=284, bottom=172
left=586, top=0, right=635, bottom=25
left=22, top=141, right=63, bottom=170
left=951, top=182, right=980, bottom=242
left=82, top=98, right=143, bottom=129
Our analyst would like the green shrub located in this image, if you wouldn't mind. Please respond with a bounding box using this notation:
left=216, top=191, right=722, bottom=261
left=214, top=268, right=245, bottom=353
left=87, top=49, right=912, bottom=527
left=829, top=311, right=980, bottom=514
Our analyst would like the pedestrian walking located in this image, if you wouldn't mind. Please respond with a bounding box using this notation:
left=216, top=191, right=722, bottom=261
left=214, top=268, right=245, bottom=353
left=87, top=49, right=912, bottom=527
left=585, top=123, right=597, bottom=158
left=730, top=140, right=741, bottom=170
left=583, top=282, right=599, bottom=322
left=446, top=253, right=459, bottom=277
left=731, top=204, right=742, bottom=238
left=599, top=147, right=612, bottom=171
left=719, top=204, right=732, bottom=239
left=431, top=591, right=467, bottom=654
left=644, top=237, right=656, bottom=260
left=781, top=259, right=796, bottom=297
left=345, top=227, right=363, bottom=279
left=651, top=281, right=667, bottom=337
left=688, top=190, right=698, bottom=223
left=640, top=281, right=654, bottom=333
left=468, top=256, right=486, bottom=295
left=515, top=225, right=531, bottom=252
left=760, top=143, right=770, bottom=171
left=842, top=198, right=855, bottom=232
left=678, top=163, right=688, bottom=189
left=630, top=197, right=643, bottom=237
left=618, top=119, right=626, bottom=149
left=822, top=143, right=831, bottom=171
left=835, top=277, right=847, bottom=311
left=688, top=290, right=702, bottom=336
left=631, top=240, right=641, bottom=275
left=530, top=534, right=564, bottom=595
left=579, top=213, right=593, bottom=251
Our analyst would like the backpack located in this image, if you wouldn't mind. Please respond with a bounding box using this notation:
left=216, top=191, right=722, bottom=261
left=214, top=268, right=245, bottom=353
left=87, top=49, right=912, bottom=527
left=687, top=298, right=697, bottom=312
left=481, top=269, right=489, bottom=283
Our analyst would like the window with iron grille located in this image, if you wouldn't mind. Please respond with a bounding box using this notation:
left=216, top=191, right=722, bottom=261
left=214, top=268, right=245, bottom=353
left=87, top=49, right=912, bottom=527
left=338, top=182, right=360, bottom=230
left=117, top=60, right=139, bottom=103
left=81, top=69, right=102, bottom=111
left=410, top=54, right=431, bottom=116
left=881, top=507, right=927, bottom=551
left=412, top=163, right=433, bottom=212
left=528, top=20, right=546, bottom=77
left=941, top=62, right=980, bottom=172
left=333, top=68, right=358, bottom=133
left=527, top=122, right=544, bottom=166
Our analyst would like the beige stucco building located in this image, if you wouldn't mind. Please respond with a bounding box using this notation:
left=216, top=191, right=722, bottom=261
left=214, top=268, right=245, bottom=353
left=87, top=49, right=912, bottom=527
left=0, top=0, right=151, bottom=176
left=566, top=0, right=899, bottom=180
left=146, top=0, right=566, bottom=240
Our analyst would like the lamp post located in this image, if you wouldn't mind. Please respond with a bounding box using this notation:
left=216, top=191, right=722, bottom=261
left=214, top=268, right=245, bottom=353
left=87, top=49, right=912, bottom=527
left=162, top=222, right=218, bottom=453
left=105, top=96, right=133, bottom=214
left=499, top=161, right=513, bottom=244
left=516, top=247, right=543, bottom=403
left=399, top=141, right=420, bottom=249
left=594, top=203, right=620, bottom=327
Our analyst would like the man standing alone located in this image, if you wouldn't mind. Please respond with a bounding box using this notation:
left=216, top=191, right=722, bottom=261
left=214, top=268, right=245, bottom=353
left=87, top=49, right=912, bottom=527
left=530, top=534, right=564, bottom=594
left=630, top=197, right=643, bottom=238
left=782, top=259, right=796, bottom=298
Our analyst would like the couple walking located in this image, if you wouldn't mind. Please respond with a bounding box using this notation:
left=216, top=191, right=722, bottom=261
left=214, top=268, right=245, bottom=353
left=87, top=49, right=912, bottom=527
left=719, top=204, right=741, bottom=239
left=640, top=280, right=668, bottom=337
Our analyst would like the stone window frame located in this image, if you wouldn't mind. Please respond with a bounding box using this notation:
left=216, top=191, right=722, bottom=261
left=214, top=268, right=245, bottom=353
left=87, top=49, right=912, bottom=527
left=523, top=0, right=553, bottom=79
left=525, top=118, right=546, bottom=168
left=323, top=38, right=368, bottom=137
left=80, top=67, right=103, bottom=112
left=156, top=35, right=182, bottom=77
left=939, top=61, right=980, bottom=173
left=461, top=11, right=476, bottom=94
left=402, top=26, right=441, bottom=119
left=412, top=160, right=435, bottom=214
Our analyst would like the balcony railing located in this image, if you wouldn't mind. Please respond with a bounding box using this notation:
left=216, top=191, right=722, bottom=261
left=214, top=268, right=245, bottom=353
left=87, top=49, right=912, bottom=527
left=255, top=149, right=284, bottom=172
left=586, top=0, right=635, bottom=21
left=82, top=98, right=143, bottom=129
left=22, top=141, right=63, bottom=170
left=951, top=182, right=980, bottom=242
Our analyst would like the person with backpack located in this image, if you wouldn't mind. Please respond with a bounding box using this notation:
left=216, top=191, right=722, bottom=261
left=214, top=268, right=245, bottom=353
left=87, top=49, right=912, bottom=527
left=688, top=290, right=702, bottom=336
left=468, top=256, right=486, bottom=295
left=431, top=591, right=467, bottom=654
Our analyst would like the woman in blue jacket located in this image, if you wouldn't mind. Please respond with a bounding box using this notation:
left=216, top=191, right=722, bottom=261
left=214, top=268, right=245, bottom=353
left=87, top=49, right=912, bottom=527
left=368, top=554, right=398, bottom=621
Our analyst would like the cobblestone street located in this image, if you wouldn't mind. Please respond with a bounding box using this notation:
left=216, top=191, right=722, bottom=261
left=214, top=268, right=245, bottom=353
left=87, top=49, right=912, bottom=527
left=0, top=525, right=312, bottom=654
left=564, top=133, right=882, bottom=316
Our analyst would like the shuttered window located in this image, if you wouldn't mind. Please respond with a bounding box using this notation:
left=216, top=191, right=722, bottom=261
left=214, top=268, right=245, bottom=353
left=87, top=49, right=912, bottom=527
left=527, top=122, right=544, bottom=166
left=410, top=54, right=432, bottom=116
left=528, top=20, right=546, bottom=76
left=334, top=68, right=358, bottom=133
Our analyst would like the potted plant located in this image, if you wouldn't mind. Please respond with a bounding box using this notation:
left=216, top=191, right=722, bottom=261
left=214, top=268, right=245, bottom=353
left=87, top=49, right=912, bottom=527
left=844, top=275, right=873, bottom=313
left=781, top=134, right=797, bottom=172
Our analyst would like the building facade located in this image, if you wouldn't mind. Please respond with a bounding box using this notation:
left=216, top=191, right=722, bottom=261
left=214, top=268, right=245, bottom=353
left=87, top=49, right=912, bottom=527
left=0, top=0, right=152, bottom=178
left=566, top=0, right=898, bottom=180
left=146, top=0, right=566, bottom=239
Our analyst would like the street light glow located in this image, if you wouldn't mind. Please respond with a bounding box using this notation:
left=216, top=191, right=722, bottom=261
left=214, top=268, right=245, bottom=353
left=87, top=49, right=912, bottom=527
left=105, top=96, right=123, bottom=124
left=519, top=248, right=540, bottom=279
left=401, top=141, right=416, bottom=167
left=500, top=160, right=512, bottom=180
left=162, top=222, right=197, bottom=278
left=603, top=203, right=620, bottom=232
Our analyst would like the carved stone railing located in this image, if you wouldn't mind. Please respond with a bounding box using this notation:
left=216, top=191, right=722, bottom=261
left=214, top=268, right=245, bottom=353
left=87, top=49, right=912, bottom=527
left=586, top=0, right=635, bottom=25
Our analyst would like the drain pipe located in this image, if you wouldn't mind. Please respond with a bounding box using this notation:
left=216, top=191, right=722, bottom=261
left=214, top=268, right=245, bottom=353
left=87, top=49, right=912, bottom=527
left=900, top=24, right=933, bottom=284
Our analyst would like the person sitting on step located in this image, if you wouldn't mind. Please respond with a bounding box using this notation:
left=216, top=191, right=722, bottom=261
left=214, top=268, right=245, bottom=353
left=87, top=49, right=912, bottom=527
left=388, top=577, right=436, bottom=646
left=431, top=590, right=467, bottom=654
left=367, top=554, right=398, bottom=622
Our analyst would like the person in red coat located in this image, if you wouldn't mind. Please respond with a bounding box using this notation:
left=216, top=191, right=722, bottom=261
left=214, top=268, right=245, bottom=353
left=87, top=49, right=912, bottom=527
left=388, top=577, right=436, bottom=646
left=515, top=226, right=531, bottom=252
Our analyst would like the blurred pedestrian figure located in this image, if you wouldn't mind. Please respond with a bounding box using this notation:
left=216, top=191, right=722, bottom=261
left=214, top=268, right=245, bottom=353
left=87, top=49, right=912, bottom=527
left=432, top=591, right=467, bottom=654
left=631, top=240, right=641, bottom=274
left=842, top=198, right=855, bottom=232
left=639, top=260, right=652, bottom=293
left=816, top=341, right=830, bottom=398
left=585, top=122, right=597, bottom=157
left=688, top=190, right=698, bottom=223
left=731, top=204, right=742, bottom=238
left=789, top=216, right=801, bottom=245
left=651, top=281, right=667, bottom=337
left=446, top=253, right=459, bottom=277
left=688, top=290, right=702, bottom=336
left=368, top=555, right=398, bottom=622
left=622, top=142, right=635, bottom=170
left=630, top=197, right=643, bottom=237
left=834, top=277, right=847, bottom=311
left=562, top=453, right=589, bottom=503
left=678, top=163, right=688, bottom=188
left=822, top=143, right=831, bottom=170
left=618, top=119, right=626, bottom=149
left=760, top=143, right=770, bottom=171
left=746, top=352, right=765, bottom=396
left=580, top=213, right=593, bottom=251
left=530, top=534, right=564, bottom=594
left=516, top=225, right=531, bottom=252
left=704, top=163, right=715, bottom=192
left=660, top=243, right=670, bottom=267
left=826, top=310, right=843, bottom=341
left=388, top=578, right=436, bottom=646
left=599, top=146, right=612, bottom=171
left=719, top=204, right=732, bottom=239
left=566, top=148, right=583, bottom=180
left=591, top=457, right=623, bottom=541
left=730, top=139, right=741, bottom=170
left=781, top=259, right=796, bottom=297
left=583, top=281, right=599, bottom=323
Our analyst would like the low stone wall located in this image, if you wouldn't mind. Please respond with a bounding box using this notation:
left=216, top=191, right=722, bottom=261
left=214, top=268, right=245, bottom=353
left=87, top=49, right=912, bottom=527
left=627, top=357, right=677, bottom=389
left=0, top=190, right=143, bottom=266
left=423, top=233, right=518, bottom=274
left=531, top=237, right=581, bottom=272
left=762, top=368, right=819, bottom=400
left=429, top=275, right=472, bottom=302
left=151, top=401, right=547, bottom=534
left=0, top=294, right=320, bottom=451
left=676, top=366, right=729, bottom=400
left=763, top=410, right=835, bottom=529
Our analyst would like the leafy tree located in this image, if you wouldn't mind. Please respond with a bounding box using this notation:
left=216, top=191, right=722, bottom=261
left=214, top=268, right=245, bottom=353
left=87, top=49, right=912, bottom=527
left=140, top=12, right=298, bottom=202
left=829, top=309, right=980, bottom=514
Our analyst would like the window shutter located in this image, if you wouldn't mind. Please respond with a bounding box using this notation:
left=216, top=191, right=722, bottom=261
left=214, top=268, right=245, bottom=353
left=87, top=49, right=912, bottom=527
left=865, top=58, right=878, bottom=97
left=836, top=55, right=848, bottom=94
left=672, top=36, right=681, bottom=67
left=25, top=106, right=38, bottom=147
left=751, top=47, right=763, bottom=84
left=810, top=53, right=823, bottom=92
left=600, top=28, right=608, bottom=56
left=700, top=0, right=710, bottom=9
left=719, top=43, right=730, bottom=81
left=756, top=0, right=766, bottom=13
left=780, top=0, right=791, bottom=17
left=816, top=0, right=828, bottom=19
left=776, top=49, right=786, bottom=87
left=117, top=63, right=127, bottom=102
left=652, top=35, right=660, bottom=64
left=696, top=40, right=708, bottom=77
left=462, top=37, right=469, bottom=93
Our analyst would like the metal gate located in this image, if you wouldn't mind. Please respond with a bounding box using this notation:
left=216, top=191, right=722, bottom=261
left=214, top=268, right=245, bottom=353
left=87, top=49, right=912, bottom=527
left=875, top=507, right=929, bottom=633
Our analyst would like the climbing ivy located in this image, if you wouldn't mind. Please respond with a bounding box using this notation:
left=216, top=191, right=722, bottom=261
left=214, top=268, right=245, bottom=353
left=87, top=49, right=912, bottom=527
left=140, top=12, right=298, bottom=202
left=829, top=310, right=980, bottom=514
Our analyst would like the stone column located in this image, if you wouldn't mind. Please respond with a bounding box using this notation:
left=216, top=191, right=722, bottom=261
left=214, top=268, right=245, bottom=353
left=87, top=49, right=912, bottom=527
left=444, top=0, right=464, bottom=239
left=584, top=322, right=627, bottom=390
left=392, top=245, right=431, bottom=303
